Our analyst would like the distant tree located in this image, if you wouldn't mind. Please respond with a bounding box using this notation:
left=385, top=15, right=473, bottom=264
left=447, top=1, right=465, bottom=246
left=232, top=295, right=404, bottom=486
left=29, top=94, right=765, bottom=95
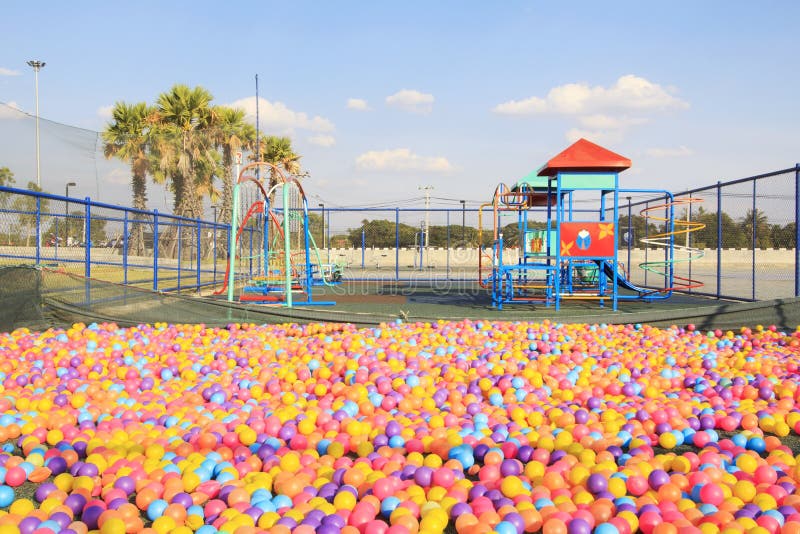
left=349, top=219, right=417, bottom=247
left=45, top=210, right=108, bottom=245
left=617, top=214, right=659, bottom=247
left=0, top=166, right=16, bottom=208
left=307, top=212, right=324, bottom=248
left=0, top=167, right=14, bottom=187
left=686, top=207, right=747, bottom=248
left=770, top=223, right=796, bottom=249
left=12, top=182, right=49, bottom=246
left=740, top=208, right=772, bottom=249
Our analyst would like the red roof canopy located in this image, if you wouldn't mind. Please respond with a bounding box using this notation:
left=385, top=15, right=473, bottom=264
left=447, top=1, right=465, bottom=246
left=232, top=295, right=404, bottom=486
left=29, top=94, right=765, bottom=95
left=537, top=138, right=631, bottom=177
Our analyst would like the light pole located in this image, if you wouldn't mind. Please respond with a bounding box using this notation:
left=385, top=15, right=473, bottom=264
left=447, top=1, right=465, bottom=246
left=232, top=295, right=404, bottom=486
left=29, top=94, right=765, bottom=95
left=65, top=181, right=76, bottom=244
left=460, top=200, right=466, bottom=246
left=27, top=60, right=45, bottom=189
left=419, top=185, right=433, bottom=267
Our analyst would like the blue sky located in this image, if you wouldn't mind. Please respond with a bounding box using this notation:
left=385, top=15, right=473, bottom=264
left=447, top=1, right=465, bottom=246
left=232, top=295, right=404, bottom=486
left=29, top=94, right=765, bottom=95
left=0, top=0, right=798, bottom=217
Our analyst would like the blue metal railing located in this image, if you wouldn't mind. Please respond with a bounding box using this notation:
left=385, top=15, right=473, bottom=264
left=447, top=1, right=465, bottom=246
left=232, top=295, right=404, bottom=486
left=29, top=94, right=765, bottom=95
left=1, top=164, right=798, bottom=303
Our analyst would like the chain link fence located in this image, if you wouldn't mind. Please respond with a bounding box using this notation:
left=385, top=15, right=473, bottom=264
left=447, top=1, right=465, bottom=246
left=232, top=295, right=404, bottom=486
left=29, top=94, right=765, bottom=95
left=1, top=164, right=798, bottom=302
left=0, top=186, right=232, bottom=294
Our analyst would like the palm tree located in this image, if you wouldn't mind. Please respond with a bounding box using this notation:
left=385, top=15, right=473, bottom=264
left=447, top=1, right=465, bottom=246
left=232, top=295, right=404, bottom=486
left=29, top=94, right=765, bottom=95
left=212, top=107, right=255, bottom=223
left=256, top=136, right=302, bottom=194
left=102, top=102, right=153, bottom=254
left=153, top=84, right=217, bottom=219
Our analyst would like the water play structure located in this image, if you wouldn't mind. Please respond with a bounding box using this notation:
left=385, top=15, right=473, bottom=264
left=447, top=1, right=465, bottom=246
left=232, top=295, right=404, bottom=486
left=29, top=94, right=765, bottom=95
left=480, top=139, right=705, bottom=310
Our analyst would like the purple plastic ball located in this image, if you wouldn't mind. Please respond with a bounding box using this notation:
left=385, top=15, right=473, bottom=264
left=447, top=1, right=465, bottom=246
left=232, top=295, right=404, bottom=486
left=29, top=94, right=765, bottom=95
left=586, top=473, right=608, bottom=494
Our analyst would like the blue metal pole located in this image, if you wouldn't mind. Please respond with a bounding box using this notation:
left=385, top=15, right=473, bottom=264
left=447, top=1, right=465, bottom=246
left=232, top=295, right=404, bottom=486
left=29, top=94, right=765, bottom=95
left=303, top=205, right=312, bottom=302
left=35, top=197, right=41, bottom=264
left=446, top=210, right=450, bottom=277
left=196, top=218, right=202, bottom=291
left=85, top=198, right=91, bottom=280
left=123, top=211, right=128, bottom=285
left=796, top=163, right=800, bottom=297
left=85, top=198, right=91, bottom=306
left=54, top=219, right=59, bottom=261
left=249, top=227, right=254, bottom=278
left=752, top=180, right=756, bottom=301
left=213, top=220, right=217, bottom=284
left=361, top=228, right=365, bottom=269
left=626, top=197, right=632, bottom=277
left=153, top=210, right=159, bottom=292
left=497, top=233, right=504, bottom=310
left=687, top=193, right=692, bottom=293
left=644, top=201, right=648, bottom=287
left=395, top=208, right=400, bottom=281
left=716, top=181, right=722, bottom=299
left=418, top=228, right=423, bottom=270
left=177, top=220, right=182, bottom=291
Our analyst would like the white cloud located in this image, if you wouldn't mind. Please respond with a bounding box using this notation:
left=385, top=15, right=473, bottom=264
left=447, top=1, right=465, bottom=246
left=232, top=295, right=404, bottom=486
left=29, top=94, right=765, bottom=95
left=0, top=101, right=24, bottom=120
left=565, top=128, right=624, bottom=146
left=308, top=135, right=336, bottom=147
left=346, top=98, right=370, bottom=111
left=493, top=75, right=688, bottom=116
left=97, top=105, right=114, bottom=120
left=0, top=68, right=20, bottom=76
left=228, top=96, right=335, bottom=135
left=645, top=145, right=694, bottom=158
left=385, top=89, right=434, bottom=114
left=577, top=114, right=647, bottom=130
left=355, top=148, right=452, bottom=173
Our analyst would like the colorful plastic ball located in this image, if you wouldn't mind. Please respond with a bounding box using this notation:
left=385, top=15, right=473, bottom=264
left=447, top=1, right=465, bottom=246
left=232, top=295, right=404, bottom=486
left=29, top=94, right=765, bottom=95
left=0, top=485, right=14, bottom=507
left=699, top=483, right=724, bottom=507
left=495, top=521, right=519, bottom=534
left=594, top=523, right=620, bottom=534
left=5, top=466, right=27, bottom=487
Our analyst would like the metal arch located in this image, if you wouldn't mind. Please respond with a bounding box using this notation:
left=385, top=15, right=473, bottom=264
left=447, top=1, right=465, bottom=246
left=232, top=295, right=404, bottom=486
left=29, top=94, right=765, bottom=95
left=236, top=162, right=310, bottom=202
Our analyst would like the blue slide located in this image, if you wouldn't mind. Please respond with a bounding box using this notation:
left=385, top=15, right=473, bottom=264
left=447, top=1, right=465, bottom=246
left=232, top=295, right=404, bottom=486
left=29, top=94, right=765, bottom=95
left=596, top=260, right=649, bottom=294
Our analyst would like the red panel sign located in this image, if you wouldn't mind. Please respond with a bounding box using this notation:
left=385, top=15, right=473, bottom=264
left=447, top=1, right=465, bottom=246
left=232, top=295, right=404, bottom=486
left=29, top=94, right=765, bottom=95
left=559, top=222, right=615, bottom=257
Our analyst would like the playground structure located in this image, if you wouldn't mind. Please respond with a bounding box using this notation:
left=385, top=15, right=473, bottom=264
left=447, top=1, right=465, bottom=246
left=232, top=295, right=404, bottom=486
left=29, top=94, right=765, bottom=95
left=480, top=139, right=705, bottom=311
left=214, top=162, right=339, bottom=306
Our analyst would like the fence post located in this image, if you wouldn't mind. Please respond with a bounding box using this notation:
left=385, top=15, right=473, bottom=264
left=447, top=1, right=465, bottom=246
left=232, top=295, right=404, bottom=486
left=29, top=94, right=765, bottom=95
left=446, top=210, right=451, bottom=277
left=153, top=210, right=159, bottom=292
left=687, top=192, right=692, bottom=293
left=177, top=219, right=182, bottom=291
left=716, top=181, right=722, bottom=299
left=643, top=201, right=648, bottom=287
left=395, top=208, right=400, bottom=281
left=249, top=227, right=254, bottom=277
left=123, top=211, right=128, bottom=286
left=626, top=197, right=632, bottom=277
left=795, top=163, right=799, bottom=297
left=196, top=218, right=202, bottom=290
left=751, top=180, right=756, bottom=301
left=35, top=196, right=41, bottom=264
left=84, top=198, right=91, bottom=279
left=361, top=227, right=365, bottom=269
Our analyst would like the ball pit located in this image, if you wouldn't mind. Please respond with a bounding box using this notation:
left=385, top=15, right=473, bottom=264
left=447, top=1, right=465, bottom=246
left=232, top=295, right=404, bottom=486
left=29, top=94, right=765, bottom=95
left=0, top=320, right=798, bottom=533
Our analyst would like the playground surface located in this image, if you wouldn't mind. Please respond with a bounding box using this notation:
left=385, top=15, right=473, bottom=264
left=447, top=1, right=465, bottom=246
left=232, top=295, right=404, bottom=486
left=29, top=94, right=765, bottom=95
left=25, top=267, right=800, bottom=333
